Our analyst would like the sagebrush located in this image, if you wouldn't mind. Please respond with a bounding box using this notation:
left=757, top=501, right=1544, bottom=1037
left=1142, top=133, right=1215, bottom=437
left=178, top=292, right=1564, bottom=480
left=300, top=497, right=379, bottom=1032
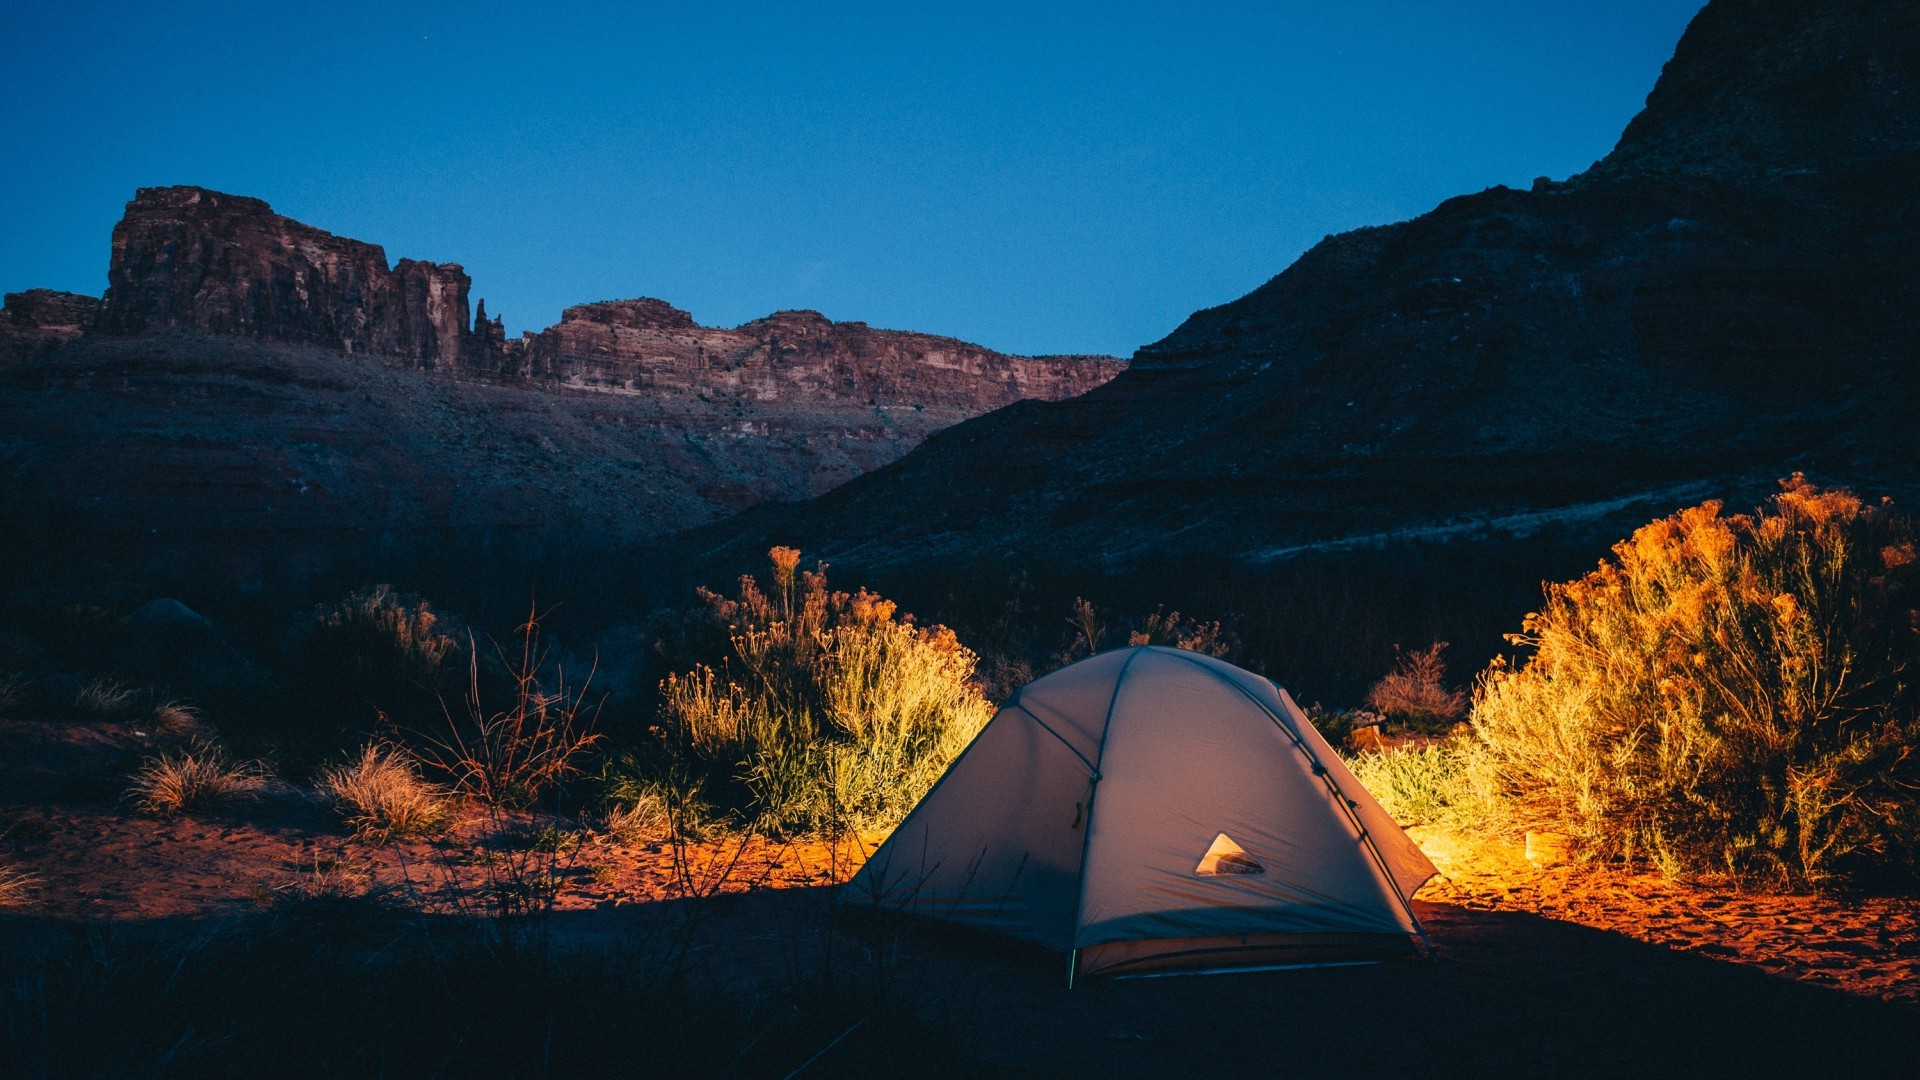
left=1471, top=478, right=1920, bottom=885
left=648, top=547, right=990, bottom=834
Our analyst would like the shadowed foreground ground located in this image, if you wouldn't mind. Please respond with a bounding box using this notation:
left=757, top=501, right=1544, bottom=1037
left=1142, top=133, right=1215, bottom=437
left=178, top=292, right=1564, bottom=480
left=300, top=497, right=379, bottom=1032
left=5, top=886, right=1914, bottom=1078
left=532, top=885, right=1919, bottom=1078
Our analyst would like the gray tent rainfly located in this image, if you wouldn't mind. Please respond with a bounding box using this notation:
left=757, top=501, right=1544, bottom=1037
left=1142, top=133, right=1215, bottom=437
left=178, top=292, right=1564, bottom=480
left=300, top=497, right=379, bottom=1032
left=844, top=646, right=1437, bottom=982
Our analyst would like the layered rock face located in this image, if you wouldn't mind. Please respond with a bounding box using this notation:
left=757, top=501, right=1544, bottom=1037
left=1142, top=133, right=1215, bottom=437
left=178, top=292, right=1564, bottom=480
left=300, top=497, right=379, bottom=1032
left=0, top=290, right=100, bottom=364
left=514, top=299, right=1122, bottom=409
left=0, top=185, right=1125, bottom=574
left=703, top=0, right=1920, bottom=575
left=97, top=186, right=477, bottom=366
left=82, top=186, right=1122, bottom=409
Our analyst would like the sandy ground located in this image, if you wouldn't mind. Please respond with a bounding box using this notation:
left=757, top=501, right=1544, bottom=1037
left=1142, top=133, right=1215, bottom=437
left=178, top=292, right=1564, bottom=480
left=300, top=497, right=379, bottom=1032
left=9, top=799, right=1916, bottom=1003
left=1410, top=826, right=1920, bottom=1006
left=5, top=714, right=1919, bottom=1075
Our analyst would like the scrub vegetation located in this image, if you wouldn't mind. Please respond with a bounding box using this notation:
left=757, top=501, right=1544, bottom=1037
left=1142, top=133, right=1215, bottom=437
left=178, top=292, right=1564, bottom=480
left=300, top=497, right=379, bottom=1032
left=1346, top=742, right=1482, bottom=832
left=1468, top=478, right=1920, bottom=886
left=126, top=741, right=270, bottom=818
left=1366, top=642, right=1467, bottom=731
left=315, top=743, right=453, bottom=842
left=626, top=548, right=991, bottom=835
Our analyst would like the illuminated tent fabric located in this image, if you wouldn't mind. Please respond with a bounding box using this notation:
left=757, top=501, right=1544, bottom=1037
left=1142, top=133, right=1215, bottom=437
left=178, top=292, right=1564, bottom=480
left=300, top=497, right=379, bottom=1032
left=844, top=646, right=1436, bottom=981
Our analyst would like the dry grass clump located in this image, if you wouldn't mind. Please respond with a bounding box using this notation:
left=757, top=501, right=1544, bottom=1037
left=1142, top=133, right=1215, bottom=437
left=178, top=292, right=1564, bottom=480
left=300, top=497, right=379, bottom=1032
left=1366, top=642, right=1467, bottom=729
left=0, top=864, right=38, bottom=907
left=1471, top=477, right=1920, bottom=886
left=650, top=547, right=990, bottom=834
left=127, top=742, right=269, bottom=818
left=74, top=677, right=138, bottom=718
left=317, top=744, right=454, bottom=842
left=598, top=792, right=671, bottom=845
left=147, top=699, right=205, bottom=735
left=0, top=672, right=29, bottom=717
left=410, top=606, right=601, bottom=809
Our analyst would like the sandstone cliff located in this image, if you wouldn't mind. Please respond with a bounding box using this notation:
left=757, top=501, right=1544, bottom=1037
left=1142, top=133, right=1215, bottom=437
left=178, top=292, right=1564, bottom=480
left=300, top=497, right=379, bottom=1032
left=79, top=185, right=1123, bottom=408
left=0, top=185, right=1124, bottom=577
left=97, top=187, right=479, bottom=366
left=513, top=299, right=1122, bottom=410
left=0, top=290, right=100, bottom=364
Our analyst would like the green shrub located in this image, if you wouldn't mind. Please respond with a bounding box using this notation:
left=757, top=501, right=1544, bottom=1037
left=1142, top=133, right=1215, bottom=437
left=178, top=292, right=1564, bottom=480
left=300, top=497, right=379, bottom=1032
left=1346, top=742, right=1485, bottom=831
left=598, top=755, right=716, bottom=842
left=1470, top=478, right=1920, bottom=886
left=647, top=547, right=990, bottom=835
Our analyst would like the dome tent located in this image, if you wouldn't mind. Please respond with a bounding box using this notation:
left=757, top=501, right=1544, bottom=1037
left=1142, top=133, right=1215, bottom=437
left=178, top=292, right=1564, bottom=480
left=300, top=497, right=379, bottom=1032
left=844, top=646, right=1437, bottom=982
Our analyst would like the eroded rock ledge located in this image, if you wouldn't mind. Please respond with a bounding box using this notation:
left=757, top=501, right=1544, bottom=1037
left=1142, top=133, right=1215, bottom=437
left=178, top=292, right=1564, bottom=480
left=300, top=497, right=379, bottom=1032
left=12, top=185, right=1125, bottom=414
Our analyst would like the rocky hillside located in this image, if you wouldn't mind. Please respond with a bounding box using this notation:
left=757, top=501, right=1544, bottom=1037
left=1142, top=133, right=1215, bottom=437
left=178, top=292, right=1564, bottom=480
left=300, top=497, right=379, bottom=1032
left=0, top=190, right=1122, bottom=578
left=700, top=0, right=1920, bottom=581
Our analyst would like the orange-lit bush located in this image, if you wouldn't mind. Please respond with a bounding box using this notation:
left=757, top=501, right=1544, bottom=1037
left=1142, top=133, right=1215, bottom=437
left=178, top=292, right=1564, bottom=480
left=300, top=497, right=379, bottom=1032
left=1471, top=477, right=1920, bottom=885
left=651, top=548, right=989, bottom=834
left=1366, top=642, right=1467, bottom=729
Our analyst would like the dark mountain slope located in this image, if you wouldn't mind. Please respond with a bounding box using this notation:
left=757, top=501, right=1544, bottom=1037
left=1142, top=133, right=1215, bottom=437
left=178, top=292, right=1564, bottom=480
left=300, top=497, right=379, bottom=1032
left=695, top=0, right=1920, bottom=583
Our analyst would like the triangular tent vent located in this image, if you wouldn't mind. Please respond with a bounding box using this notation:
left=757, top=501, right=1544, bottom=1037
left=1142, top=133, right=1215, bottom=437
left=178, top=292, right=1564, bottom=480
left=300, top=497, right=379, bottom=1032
left=1196, top=833, right=1264, bottom=875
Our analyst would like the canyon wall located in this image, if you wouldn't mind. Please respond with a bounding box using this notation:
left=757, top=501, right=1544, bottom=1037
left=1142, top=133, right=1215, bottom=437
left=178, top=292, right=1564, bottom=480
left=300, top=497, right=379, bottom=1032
left=514, top=299, right=1122, bottom=409
left=95, top=186, right=477, bottom=366
left=0, top=289, right=100, bottom=364
left=57, top=185, right=1122, bottom=409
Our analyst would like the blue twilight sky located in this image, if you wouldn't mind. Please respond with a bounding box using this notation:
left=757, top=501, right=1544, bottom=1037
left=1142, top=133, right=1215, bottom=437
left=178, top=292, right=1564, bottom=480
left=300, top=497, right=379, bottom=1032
left=1, top=1, right=1703, bottom=358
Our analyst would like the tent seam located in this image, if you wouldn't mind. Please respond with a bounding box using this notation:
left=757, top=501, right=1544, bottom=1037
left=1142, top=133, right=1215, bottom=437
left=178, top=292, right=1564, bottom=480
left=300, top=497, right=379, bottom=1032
left=1004, top=698, right=1099, bottom=774
left=1159, top=649, right=1431, bottom=943
left=1066, top=647, right=1145, bottom=956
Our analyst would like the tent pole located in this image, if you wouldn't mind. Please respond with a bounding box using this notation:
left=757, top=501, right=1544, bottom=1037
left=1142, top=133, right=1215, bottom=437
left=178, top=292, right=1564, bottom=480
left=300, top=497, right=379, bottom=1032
left=1161, top=651, right=1435, bottom=947
left=1064, top=650, right=1143, bottom=994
